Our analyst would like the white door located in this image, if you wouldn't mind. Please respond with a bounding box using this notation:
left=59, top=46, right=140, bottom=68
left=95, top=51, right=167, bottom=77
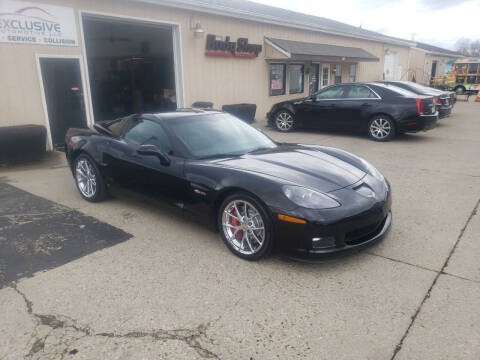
left=321, top=64, right=330, bottom=88
left=384, top=52, right=399, bottom=80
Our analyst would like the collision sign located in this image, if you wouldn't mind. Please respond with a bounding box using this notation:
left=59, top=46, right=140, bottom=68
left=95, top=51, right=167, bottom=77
left=0, top=0, right=77, bottom=46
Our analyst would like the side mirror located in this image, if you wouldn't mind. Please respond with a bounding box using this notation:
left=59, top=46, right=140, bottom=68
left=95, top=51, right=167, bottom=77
left=136, top=144, right=171, bottom=166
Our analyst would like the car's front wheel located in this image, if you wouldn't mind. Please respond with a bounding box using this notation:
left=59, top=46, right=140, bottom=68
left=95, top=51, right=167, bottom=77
left=274, top=110, right=296, bottom=132
left=74, top=154, right=107, bottom=202
left=368, top=115, right=395, bottom=142
left=218, top=193, right=274, bottom=260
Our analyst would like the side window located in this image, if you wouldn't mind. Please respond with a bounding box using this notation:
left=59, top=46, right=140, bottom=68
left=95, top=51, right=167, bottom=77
left=123, top=119, right=172, bottom=154
left=315, top=86, right=345, bottom=100
left=345, top=86, right=377, bottom=99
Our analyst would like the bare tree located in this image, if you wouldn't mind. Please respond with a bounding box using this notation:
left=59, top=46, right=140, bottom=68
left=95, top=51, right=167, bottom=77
left=470, top=40, right=480, bottom=57
left=455, top=38, right=471, bottom=56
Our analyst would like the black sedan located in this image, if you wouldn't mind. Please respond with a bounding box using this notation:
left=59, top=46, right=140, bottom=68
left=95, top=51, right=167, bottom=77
left=65, top=111, right=392, bottom=261
left=378, top=81, right=455, bottom=119
left=267, top=82, right=438, bottom=141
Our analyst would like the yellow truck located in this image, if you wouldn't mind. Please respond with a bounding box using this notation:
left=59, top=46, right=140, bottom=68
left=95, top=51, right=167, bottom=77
left=432, top=58, right=480, bottom=94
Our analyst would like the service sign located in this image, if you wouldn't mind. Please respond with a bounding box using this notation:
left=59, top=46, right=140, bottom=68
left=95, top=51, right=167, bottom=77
left=0, top=0, right=77, bottom=46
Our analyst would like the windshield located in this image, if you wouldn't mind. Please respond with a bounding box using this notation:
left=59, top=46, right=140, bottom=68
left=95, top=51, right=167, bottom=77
left=167, top=113, right=277, bottom=159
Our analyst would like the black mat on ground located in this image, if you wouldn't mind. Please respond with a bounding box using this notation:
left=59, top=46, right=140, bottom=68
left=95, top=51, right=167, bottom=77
left=0, top=181, right=132, bottom=287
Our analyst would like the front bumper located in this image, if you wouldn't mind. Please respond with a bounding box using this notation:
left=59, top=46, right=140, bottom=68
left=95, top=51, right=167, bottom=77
left=283, top=211, right=392, bottom=262
left=273, top=178, right=392, bottom=262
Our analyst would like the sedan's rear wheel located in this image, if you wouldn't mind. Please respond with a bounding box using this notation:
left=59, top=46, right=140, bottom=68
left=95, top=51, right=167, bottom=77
left=368, top=116, right=395, bottom=142
left=274, top=110, right=296, bottom=132
left=74, top=154, right=106, bottom=202
left=218, top=193, right=273, bottom=260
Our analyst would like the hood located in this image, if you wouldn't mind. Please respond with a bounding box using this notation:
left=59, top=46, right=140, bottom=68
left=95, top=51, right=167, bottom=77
left=212, top=145, right=366, bottom=193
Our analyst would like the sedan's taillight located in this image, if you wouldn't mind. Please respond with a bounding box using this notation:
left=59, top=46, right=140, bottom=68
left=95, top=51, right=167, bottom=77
left=434, top=97, right=442, bottom=105
left=415, top=98, right=424, bottom=115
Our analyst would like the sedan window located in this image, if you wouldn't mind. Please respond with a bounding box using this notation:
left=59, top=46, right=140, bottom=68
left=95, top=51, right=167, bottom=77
left=345, top=86, right=378, bottom=99
left=123, top=119, right=172, bottom=154
left=314, top=86, right=346, bottom=100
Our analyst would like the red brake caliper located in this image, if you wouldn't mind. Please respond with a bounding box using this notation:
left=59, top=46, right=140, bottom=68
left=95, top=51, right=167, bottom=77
left=231, top=208, right=243, bottom=240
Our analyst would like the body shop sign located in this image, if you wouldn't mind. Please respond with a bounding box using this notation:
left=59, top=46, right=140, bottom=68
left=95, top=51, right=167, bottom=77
left=206, top=34, right=262, bottom=58
left=0, top=0, right=77, bottom=46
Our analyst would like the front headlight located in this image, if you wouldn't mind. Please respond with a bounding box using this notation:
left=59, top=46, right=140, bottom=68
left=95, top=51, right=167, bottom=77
left=283, top=186, right=340, bottom=209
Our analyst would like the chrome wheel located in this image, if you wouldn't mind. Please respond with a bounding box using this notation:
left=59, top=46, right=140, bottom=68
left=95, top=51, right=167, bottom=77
left=222, top=200, right=265, bottom=255
left=369, top=118, right=392, bottom=139
left=75, top=158, right=97, bottom=198
left=275, top=112, right=294, bottom=131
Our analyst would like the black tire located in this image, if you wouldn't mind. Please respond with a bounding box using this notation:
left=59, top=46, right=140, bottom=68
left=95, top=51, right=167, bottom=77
left=217, top=192, right=274, bottom=261
left=73, top=154, right=107, bottom=202
left=367, top=115, right=396, bottom=142
left=273, top=109, right=296, bottom=132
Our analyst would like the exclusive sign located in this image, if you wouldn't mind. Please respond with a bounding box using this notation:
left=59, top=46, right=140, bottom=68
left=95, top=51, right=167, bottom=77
left=206, top=34, right=262, bottom=58
left=0, top=0, right=77, bottom=46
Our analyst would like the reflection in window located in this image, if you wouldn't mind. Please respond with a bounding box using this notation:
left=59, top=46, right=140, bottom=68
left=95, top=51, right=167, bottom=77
left=269, top=64, right=286, bottom=96
left=289, top=64, right=304, bottom=94
left=349, top=64, right=357, bottom=82
left=334, top=64, right=342, bottom=84
left=123, top=119, right=172, bottom=154
left=346, top=86, right=377, bottom=99
left=468, top=63, right=479, bottom=74
left=315, top=86, right=345, bottom=100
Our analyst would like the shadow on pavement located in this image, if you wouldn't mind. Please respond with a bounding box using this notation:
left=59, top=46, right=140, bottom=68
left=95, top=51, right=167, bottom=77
left=0, top=181, right=132, bottom=287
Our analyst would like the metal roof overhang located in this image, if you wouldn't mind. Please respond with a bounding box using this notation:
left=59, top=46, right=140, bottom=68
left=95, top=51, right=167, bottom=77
left=265, top=38, right=380, bottom=63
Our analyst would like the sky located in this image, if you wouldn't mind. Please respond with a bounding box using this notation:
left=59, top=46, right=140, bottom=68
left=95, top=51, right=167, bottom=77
left=250, top=0, right=480, bottom=50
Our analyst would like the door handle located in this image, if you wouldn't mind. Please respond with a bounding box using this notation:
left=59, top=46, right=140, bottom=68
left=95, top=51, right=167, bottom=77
left=361, top=103, right=372, bottom=107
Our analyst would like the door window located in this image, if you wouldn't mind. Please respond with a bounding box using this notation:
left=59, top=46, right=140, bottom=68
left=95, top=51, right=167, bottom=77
left=289, top=64, right=304, bottom=94
left=349, top=64, right=357, bottom=82
left=315, top=86, right=346, bottom=100
left=334, top=64, right=342, bottom=84
left=345, top=85, right=378, bottom=99
left=123, top=118, right=172, bottom=154
left=321, top=65, right=330, bottom=87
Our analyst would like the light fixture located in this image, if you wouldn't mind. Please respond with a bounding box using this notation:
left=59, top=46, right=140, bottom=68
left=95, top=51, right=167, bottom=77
left=192, top=23, right=205, bottom=38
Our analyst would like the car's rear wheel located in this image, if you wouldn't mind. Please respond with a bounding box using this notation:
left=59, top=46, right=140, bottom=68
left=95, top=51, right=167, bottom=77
left=218, top=193, right=273, bottom=260
left=274, top=110, right=296, bottom=132
left=368, top=116, right=395, bottom=142
left=74, top=154, right=107, bottom=202
left=455, top=86, right=466, bottom=95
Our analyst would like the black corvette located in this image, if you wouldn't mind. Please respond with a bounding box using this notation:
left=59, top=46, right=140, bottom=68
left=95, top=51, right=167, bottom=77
left=267, top=82, right=438, bottom=141
left=66, top=111, right=391, bottom=261
left=378, top=81, right=455, bottom=119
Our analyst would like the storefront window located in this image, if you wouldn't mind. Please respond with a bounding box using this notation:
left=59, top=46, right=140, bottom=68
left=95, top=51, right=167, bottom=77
left=289, top=64, right=304, bottom=94
left=334, top=64, right=342, bottom=84
left=269, top=64, right=286, bottom=96
left=349, top=64, right=357, bottom=82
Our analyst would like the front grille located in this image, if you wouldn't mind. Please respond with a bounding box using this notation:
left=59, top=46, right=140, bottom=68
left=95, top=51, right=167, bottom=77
left=344, top=216, right=387, bottom=246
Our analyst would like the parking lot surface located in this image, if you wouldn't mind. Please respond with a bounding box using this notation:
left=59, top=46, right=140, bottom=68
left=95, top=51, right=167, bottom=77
left=1, top=101, right=479, bottom=360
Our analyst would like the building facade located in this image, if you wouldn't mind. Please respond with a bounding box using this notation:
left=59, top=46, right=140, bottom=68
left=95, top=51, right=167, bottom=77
left=0, top=0, right=459, bottom=150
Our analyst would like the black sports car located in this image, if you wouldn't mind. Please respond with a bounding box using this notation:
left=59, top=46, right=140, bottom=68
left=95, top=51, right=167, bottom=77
left=65, top=111, right=392, bottom=261
left=378, top=81, right=455, bottom=119
left=267, top=82, right=438, bottom=141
